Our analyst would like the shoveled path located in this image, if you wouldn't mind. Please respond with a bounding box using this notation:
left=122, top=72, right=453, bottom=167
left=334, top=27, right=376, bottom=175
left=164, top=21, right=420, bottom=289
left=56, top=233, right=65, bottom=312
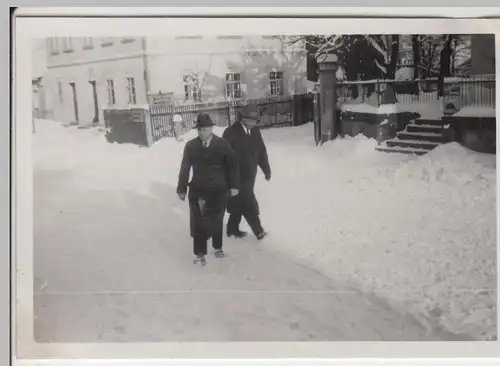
left=34, top=168, right=454, bottom=342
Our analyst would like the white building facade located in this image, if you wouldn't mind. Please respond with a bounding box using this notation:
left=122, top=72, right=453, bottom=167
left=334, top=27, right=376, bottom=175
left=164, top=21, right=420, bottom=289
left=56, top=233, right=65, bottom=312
left=41, top=35, right=308, bottom=125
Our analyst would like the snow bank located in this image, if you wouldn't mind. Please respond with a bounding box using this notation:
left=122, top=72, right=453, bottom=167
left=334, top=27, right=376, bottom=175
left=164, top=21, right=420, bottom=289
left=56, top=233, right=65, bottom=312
left=341, top=97, right=442, bottom=120
left=341, top=103, right=397, bottom=115
left=33, top=120, right=231, bottom=196
left=33, top=120, right=184, bottom=196
left=454, top=107, right=496, bottom=118
left=254, top=124, right=496, bottom=340
left=33, top=119, right=496, bottom=340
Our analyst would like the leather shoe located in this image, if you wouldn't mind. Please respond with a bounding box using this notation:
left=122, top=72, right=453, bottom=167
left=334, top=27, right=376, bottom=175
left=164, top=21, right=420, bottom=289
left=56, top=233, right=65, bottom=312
left=227, top=230, right=248, bottom=238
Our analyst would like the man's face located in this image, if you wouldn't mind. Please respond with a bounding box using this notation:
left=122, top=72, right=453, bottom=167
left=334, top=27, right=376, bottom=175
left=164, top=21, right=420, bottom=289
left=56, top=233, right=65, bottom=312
left=242, top=117, right=258, bottom=130
left=198, top=126, right=213, bottom=141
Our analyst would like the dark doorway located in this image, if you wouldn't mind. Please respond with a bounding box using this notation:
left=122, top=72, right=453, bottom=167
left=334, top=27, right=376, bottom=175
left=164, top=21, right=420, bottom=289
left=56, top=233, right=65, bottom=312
left=89, top=80, right=99, bottom=124
left=69, top=82, right=79, bottom=123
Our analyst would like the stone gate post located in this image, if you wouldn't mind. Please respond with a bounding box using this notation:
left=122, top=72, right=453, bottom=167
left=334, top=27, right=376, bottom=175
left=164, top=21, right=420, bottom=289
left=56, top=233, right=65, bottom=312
left=318, top=54, right=339, bottom=143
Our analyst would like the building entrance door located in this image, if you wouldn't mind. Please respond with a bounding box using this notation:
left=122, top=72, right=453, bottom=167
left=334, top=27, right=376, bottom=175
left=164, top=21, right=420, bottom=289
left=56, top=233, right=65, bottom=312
left=89, top=80, right=99, bottom=123
left=69, top=82, right=79, bottom=123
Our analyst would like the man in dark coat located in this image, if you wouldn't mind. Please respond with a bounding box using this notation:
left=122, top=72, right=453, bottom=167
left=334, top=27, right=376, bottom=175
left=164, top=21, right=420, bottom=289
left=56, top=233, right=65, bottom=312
left=222, top=104, right=271, bottom=240
left=177, top=114, right=240, bottom=265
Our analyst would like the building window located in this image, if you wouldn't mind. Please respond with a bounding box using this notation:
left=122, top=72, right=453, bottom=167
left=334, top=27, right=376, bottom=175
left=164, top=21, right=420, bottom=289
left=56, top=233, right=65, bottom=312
left=183, top=75, right=202, bottom=102
left=57, top=81, right=63, bottom=103
left=269, top=71, right=284, bottom=96
left=61, top=37, right=74, bottom=53
left=106, top=79, right=116, bottom=105
left=126, top=77, right=137, bottom=104
left=225, top=73, right=241, bottom=99
left=83, top=37, right=94, bottom=50
left=101, top=37, right=114, bottom=47
left=49, top=38, right=60, bottom=55
left=121, top=37, right=136, bottom=43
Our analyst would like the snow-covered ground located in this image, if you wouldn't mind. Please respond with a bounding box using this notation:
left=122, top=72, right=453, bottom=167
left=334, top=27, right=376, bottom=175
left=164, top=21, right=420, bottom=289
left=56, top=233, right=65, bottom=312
left=33, top=118, right=496, bottom=340
left=454, top=107, right=497, bottom=118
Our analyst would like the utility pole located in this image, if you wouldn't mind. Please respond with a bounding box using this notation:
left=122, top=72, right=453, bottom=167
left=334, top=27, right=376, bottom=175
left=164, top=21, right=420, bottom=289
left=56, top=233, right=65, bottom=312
left=141, top=36, right=151, bottom=103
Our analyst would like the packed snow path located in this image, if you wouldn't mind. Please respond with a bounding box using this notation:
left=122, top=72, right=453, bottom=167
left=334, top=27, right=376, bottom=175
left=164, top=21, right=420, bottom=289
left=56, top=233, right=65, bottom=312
left=34, top=168, right=461, bottom=342
left=33, top=120, right=494, bottom=341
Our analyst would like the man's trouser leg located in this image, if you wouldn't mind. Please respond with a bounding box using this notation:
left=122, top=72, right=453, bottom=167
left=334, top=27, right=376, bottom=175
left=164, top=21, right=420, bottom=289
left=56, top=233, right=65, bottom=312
left=227, top=212, right=242, bottom=234
left=243, top=211, right=264, bottom=236
left=193, top=230, right=208, bottom=256
left=212, top=222, right=223, bottom=250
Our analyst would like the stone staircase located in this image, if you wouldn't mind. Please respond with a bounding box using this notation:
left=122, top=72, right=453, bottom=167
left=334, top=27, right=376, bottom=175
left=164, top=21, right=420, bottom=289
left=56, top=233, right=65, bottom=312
left=376, top=118, right=446, bottom=156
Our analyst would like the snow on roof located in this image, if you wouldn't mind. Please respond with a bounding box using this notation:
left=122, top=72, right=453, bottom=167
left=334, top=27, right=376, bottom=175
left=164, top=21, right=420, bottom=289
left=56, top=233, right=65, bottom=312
left=395, top=67, right=414, bottom=81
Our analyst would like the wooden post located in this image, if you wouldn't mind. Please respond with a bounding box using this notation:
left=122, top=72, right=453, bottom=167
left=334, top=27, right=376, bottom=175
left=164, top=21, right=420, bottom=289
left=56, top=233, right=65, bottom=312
left=292, top=94, right=301, bottom=127
left=141, top=36, right=151, bottom=100
left=313, top=87, right=321, bottom=145
left=142, top=107, right=154, bottom=147
left=228, top=100, right=236, bottom=126
left=377, top=79, right=381, bottom=107
left=318, top=54, right=339, bottom=143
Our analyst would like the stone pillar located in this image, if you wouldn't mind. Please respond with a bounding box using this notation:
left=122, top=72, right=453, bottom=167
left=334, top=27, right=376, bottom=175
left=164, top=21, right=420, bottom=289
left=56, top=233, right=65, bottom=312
left=318, top=54, right=339, bottom=143
left=141, top=107, right=154, bottom=147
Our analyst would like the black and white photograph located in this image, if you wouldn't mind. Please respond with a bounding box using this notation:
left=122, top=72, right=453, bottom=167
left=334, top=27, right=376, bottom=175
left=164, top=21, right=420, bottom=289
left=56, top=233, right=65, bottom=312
left=27, top=26, right=496, bottom=346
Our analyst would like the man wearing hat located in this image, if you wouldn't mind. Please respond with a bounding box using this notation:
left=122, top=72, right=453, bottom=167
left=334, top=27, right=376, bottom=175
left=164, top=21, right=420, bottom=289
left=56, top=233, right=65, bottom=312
left=177, top=114, right=240, bottom=265
left=222, top=104, right=271, bottom=240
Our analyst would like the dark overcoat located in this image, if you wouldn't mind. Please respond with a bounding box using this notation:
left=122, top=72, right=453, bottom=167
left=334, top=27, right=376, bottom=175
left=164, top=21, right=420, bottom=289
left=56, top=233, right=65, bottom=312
left=176, top=135, right=239, bottom=238
left=222, top=122, right=271, bottom=216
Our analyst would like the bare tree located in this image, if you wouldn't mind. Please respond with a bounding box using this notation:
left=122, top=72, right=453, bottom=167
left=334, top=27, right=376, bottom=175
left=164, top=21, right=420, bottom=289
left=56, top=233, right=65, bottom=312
left=281, top=34, right=401, bottom=81
left=182, top=54, right=214, bottom=103
left=412, top=35, right=421, bottom=79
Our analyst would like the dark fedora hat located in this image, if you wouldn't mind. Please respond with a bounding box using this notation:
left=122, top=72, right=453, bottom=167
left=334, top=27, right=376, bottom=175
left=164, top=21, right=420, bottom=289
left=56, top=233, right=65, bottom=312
left=195, top=113, right=215, bottom=128
left=239, top=104, right=262, bottom=120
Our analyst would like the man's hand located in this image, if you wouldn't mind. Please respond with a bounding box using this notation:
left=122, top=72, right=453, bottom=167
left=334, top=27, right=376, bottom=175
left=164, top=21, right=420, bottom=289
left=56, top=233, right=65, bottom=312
left=265, top=173, right=271, bottom=181
left=178, top=192, right=186, bottom=201
left=230, top=189, right=239, bottom=197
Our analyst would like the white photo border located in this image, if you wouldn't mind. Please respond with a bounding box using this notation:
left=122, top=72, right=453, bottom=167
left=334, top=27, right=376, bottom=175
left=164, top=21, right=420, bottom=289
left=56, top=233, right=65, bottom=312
left=13, top=12, right=500, bottom=360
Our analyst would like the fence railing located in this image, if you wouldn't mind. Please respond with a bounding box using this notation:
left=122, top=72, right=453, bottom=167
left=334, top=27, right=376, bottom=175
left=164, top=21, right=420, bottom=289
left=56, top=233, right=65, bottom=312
left=149, top=94, right=313, bottom=142
left=150, top=101, right=231, bottom=141
left=443, top=77, right=495, bottom=109
left=336, top=77, right=496, bottom=109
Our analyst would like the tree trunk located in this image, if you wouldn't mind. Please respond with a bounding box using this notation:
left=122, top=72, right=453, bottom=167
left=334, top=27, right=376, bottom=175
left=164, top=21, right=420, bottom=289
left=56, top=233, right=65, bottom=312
left=451, top=36, right=458, bottom=76
left=438, top=35, right=453, bottom=97
left=440, top=35, right=453, bottom=78
left=428, top=44, right=436, bottom=78
left=387, top=34, right=399, bottom=80
left=412, top=35, right=420, bottom=79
